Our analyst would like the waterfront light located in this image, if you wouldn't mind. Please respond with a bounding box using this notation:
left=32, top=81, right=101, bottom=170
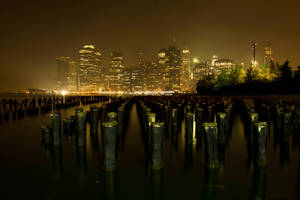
left=60, top=90, right=68, bottom=96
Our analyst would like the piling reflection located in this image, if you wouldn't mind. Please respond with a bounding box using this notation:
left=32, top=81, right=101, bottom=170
left=171, top=129, right=178, bottom=153
left=297, top=160, right=300, bottom=200
left=76, top=146, right=87, bottom=181
left=202, top=168, right=222, bottom=200
left=151, top=169, right=164, bottom=200
left=52, top=147, right=63, bottom=180
left=250, top=165, right=267, bottom=200
left=247, top=143, right=255, bottom=169
left=104, top=171, right=118, bottom=200
left=184, top=143, right=193, bottom=173
left=280, top=142, right=290, bottom=167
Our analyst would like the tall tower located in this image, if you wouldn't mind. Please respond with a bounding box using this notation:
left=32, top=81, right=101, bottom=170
left=251, top=42, right=257, bottom=67
left=78, top=45, right=102, bottom=91
left=164, top=46, right=182, bottom=91
left=56, top=57, right=71, bottom=90
left=108, top=52, right=124, bottom=91
left=181, top=48, right=191, bottom=91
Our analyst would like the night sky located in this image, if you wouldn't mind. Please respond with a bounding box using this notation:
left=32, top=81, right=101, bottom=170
left=0, top=0, right=300, bottom=91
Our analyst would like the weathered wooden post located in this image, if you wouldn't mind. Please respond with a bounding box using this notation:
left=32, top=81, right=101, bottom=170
left=52, top=112, right=62, bottom=146
left=151, top=122, right=165, bottom=170
left=203, top=123, right=219, bottom=168
left=76, top=111, right=87, bottom=147
left=255, top=122, right=268, bottom=166
left=102, top=121, right=118, bottom=171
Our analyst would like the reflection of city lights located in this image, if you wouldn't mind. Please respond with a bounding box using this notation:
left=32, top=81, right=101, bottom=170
left=60, top=90, right=68, bottom=96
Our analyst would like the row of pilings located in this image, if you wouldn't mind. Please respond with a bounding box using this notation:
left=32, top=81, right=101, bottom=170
left=0, top=95, right=118, bottom=123
left=135, top=96, right=235, bottom=170
left=41, top=96, right=133, bottom=172
left=241, top=99, right=300, bottom=168
left=37, top=95, right=300, bottom=172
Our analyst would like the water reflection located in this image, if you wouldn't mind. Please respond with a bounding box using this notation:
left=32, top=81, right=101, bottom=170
left=52, top=147, right=63, bottom=180
left=104, top=171, right=118, bottom=200
left=250, top=166, right=267, bottom=200
left=184, top=143, right=193, bottom=173
left=151, top=169, right=164, bottom=200
left=171, top=130, right=178, bottom=153
left=76, top=146, right=87, bottom=182
left=280, top=142, right=290, bottom=167
left=297, top=160, right=300, bottom=199
left=202, top=168, right=223, bottom=200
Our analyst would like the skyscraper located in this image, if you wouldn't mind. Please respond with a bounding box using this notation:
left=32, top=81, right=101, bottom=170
left=158, top=46, right=182, bottom=91
left=180, top=48, right=191, bottom=92
left=78, top=45, right=102, bottom=91
left=56, top=57, right=78, bottom=91
left=108, top=52, right=124, bottom=91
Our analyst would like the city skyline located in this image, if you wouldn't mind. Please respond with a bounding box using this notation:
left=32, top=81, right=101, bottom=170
left=1, top=0, right=300, bottom=91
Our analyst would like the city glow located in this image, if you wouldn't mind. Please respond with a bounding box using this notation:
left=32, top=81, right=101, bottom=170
left=60, top=90, right=68, bottom=96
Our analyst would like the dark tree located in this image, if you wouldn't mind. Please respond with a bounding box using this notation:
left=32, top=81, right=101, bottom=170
left=245, top=67, right=258, bottom=83
left=278, top=61, right=292, bottom=85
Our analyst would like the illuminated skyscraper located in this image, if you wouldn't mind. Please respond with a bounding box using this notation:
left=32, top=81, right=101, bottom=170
left=158, top=46, right=182, bottom=91
left=180, top=48, right=191, bottom=91
left=56, top=57, right=78, bottom=91
left=131, top=66, right=144, bottom=92
left=78, top=45, right=102, bottom=91
left=123, top=67, right=132, bottom=92
left=213, top=58, right=234, bottom=77
left=264, top=46, right=274, bottom=65
left=108, top=52, right=124, bottom=91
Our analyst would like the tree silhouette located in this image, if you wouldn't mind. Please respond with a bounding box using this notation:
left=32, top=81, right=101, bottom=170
left=278, top=61, right=292, bottom=85
left=245, top=66, right=259, bottom=83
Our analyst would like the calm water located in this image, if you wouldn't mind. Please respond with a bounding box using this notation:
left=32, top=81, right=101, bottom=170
left=0, top=100, right=300, bottom=200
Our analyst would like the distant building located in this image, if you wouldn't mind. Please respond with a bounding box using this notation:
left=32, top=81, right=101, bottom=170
left=56, top=57, right=78, bottom=91
left=180, top=48, right=191, bottom=92
left=131, top=66, right=144, bottom=92
left=78, top=45, right=102, bottom=91
left=192, top=62, right=209, bottom=89
left=145, top=61, right=164, bottom=91
left=158, top=46, right=182, bottom=91
left=264, top=46, right=274, bottom=65
left=213, top=58, right=234, bottom=77
left=107, top=52, right=124, bottom=91
left=123, top=67, right=132, bottom=92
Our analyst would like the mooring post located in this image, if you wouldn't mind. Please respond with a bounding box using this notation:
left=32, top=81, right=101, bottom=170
left=195, top=107, right=204, bottom=140
left=151, top=122, right=165, bottom=170
left=249, top=113, right=259, bottom=143
left=203, top=122, right=219, bottom=168
left=90, top=107, right=99, bottom=135
left=255, top=122, right=268, bottom=166
left=171, top=108, right=178, bottom=133
left=185, top=112, right=194, bottom=145
left=52, top=112, right=62, bottom=147
left=146, top=112, right=156, bottom=152
left=217, top=112, right=226, bottom=144
left=107, top=112, right=118, bottom=122
left=76, top=111, right=87, bottom=147
left=102, top=121, right=118, bottom=171
left=282, top=112, right=291, bottom=143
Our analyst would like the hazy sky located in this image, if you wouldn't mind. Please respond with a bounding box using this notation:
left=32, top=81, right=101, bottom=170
left=0, top=0, right=300, bottom=91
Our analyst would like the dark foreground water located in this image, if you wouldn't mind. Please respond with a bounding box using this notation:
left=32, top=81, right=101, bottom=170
left=0, top=101, right=300, bottom=200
